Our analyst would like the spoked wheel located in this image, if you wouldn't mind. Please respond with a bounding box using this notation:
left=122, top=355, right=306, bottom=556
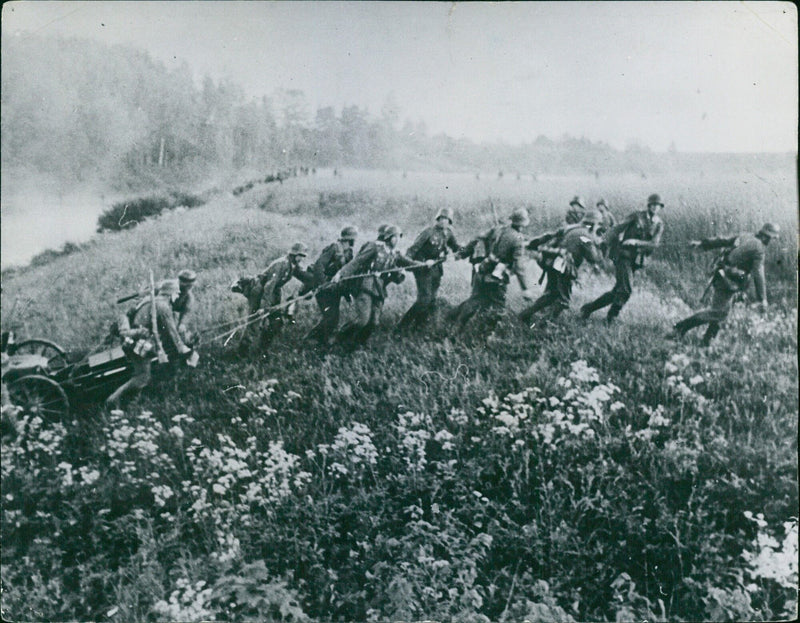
left=11, top=339, right=69, bottom=373
left=6, top=374, right=70, bottom=422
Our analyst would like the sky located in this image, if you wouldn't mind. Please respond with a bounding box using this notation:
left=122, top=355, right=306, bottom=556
left=2, top=0, right=797, bottom=152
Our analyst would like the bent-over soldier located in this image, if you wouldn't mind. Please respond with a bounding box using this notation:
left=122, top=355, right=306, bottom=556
left=581, top=193, right=665, bottom=322
left=256, top=243, right=311, bottom=349
left=106, top=280, right=193, bottom=407
left=302, top=226, right=359, bottom=344
left=449, top=208, right=534, bottom=330
left=333, top=225, right=424, bottom=346
left=521, top=210, right=603, bottom=324
left=668, top=223, right=780, bottom=346
left=398, top=207, right=462, bottom=330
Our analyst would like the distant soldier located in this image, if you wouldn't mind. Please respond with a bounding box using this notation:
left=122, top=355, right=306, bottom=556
left=594, top=199, right=617, bottom=258
left=594, top=198, right=616, bottom=238
left=398, top=207, right=462, bottom=330
left=449, top=208, right=534, bottom=330
left=521, top=210, right=603, bottom=324
left=333, top=225, right=425, bottom=346
left=668, top=223, right=780, bottom=346
left=106, top=280, right=193, bottom=407
left=302, top=226, right=359, bottom=344
left=581, top=193, right=665, bottom=322
left=256, top=243, right=311, bottom=349
left=565, top=196, right=586, bottom=225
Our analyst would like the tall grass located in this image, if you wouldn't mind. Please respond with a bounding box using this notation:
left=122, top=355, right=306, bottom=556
left=1, top=167, right=797, bottom=622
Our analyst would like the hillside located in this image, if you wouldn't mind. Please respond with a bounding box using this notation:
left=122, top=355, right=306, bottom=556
left=1, top=170, right=798, bottom=622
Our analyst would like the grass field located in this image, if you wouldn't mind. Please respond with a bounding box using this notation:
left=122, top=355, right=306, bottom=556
left=1, top=168, right=797, bottom=622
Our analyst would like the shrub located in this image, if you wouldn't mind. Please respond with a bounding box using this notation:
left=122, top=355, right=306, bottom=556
left=96, top=191, right=205, bottom=232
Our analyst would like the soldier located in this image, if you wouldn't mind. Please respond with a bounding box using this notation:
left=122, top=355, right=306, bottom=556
left=333, top=225, right=428, bottom=346
left=106, top=280, right=194, bottom=407
left=398, top=207, right=462, bottom=330
left=302, top=226, right=359, bottom=344
left=565, top=196, right=587, bottom=225
left=520, top=210, right=603, bottom=324
left=158, top=268, right=197, bottom=337
left=594, top=198, right=617, bottom=238
left=449, top=208, right=535, bottom=330
left=580, top=193, right=665, bottom=322
left=667, top=223, right=780, bottom=346
left=256, top=242, right=311, bottom=349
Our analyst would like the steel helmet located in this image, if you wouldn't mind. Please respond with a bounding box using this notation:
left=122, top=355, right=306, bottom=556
left=596, top=198, right=607, bottom=208
left=289, top=242, right=309, bottom=257
left=178, top=269, right=197, bottom=284
left=435, top=207, right=454, bottom=223
left=581, top=210, right=603, bottom=225
left=510, top=208, right=530, bottom=227
left=340, top=225, right=359, bottom=241
left=380, top=224, right=403, bottom=241
left=569, top=196, right=586, bottom=209
left=758, top=222, right=780, bottom=238
left=647, top=193, right=664, bottom=207
left=157, top=279, right=180, bottom=298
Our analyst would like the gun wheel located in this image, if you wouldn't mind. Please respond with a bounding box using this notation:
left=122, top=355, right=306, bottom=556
left=7, top=374, right=70, bottom=423
left=11, top=339, right=69, bottom=373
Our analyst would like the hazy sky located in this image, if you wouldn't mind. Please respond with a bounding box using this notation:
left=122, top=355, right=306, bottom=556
left=2, top=1, right=797, bottom=152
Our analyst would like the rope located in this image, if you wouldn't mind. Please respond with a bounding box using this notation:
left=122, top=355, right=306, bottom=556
left=198, top=258, right=447, bottom=344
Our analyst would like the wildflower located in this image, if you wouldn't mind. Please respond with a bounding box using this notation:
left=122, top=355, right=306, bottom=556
left=169, top=425, right=184, bottom=439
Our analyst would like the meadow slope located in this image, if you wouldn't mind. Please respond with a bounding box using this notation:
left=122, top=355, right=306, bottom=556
left=1, top=169, right=797, bottom=622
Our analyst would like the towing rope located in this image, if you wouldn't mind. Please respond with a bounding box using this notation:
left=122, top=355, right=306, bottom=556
left=197, top=258, right=447, bottom=345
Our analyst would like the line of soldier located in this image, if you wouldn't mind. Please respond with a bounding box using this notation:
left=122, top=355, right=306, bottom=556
left=108, top=194, right=780, bottom=404
left=226, top=193, right=780, bottom=352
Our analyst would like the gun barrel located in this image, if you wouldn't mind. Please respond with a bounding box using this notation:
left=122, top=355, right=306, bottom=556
left=116, top=291, right=144, bottom=304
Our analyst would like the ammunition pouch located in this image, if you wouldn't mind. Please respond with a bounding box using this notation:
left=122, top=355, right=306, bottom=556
left=713, top=266, right=748, bottom=292
left=123, top=337, right=155, bottom=358
left=538, top=248, right=577, bottom=278
left=478, top=254, right=509, bottom=284
left=470, top=239, right=487, bottom=265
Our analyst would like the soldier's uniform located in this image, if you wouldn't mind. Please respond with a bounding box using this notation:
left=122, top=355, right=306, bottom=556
left=106, top=282, right=191, bottom=406
left=670, top=225, right=778, bottom=345
left=450, top=209, right=531, bottom=330
left=398, top=208, right=461, bottom=329
left=335, top=226, right=415, bottom=345
left=581, top=194, right=665, bottom=321
left=255, top=244, right=311, bottom=348
left=158, top=269, right=197, bottom=342
left=521, top=213, right=602, bottom=323
left=302, top=227, right=358, bottom=344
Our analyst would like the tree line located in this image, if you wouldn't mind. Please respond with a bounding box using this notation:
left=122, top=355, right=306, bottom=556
left=1, top=33, right=791, bottom=192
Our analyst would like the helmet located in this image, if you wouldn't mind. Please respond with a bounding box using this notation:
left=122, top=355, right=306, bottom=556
left=647, top=193, right=664, bottom=207
left=510, top=208, right=530, bottom=227
left=380, top=224, right=402, bottom=241
left=157, top=279, right=180, bottom=298
left=289, top=242, right=309, bottom=257
left=435, top=207, right=454, bottom=223
left=758, top=222, right=780, bottom=238
left=569, top=196, right=586, bottom=209
left=178, top=269, right=197, bottom=284
left=340, top=225, right=359, bottom=241
left=596, top=198, right=607, bottom=208
left=581, top=210, right=603, bottom=225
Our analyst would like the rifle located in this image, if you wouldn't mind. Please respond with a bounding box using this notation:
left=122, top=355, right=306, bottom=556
left=117, top=290, right=146, bottom=304
left=149, top=270, right=168, bottom=364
